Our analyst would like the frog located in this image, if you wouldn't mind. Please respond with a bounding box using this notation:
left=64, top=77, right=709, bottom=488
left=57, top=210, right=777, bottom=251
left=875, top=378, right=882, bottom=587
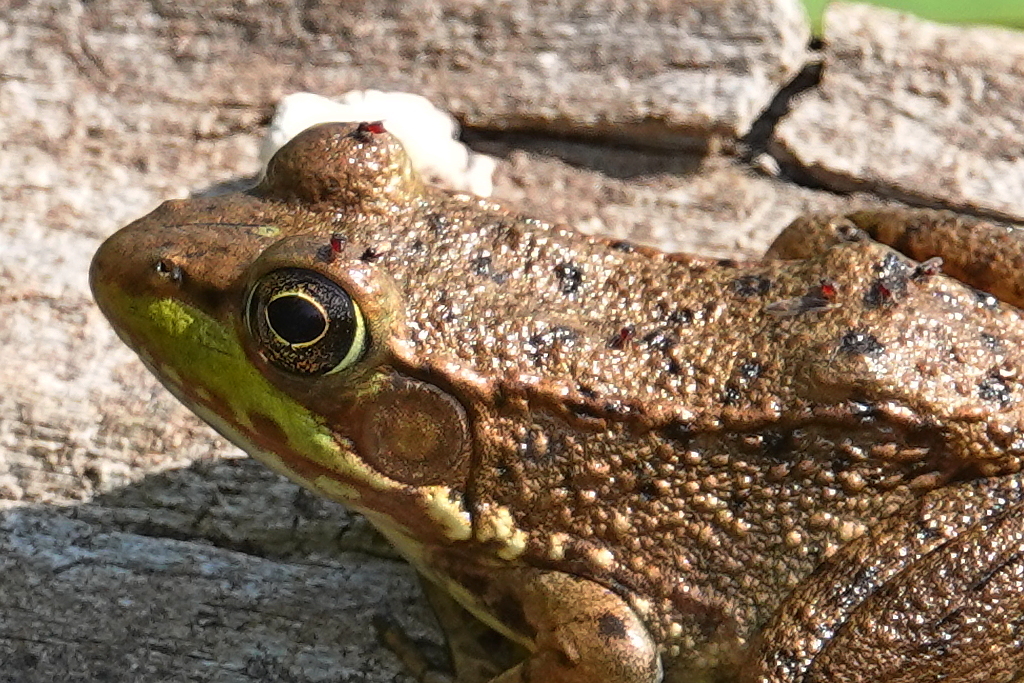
left=90, top=121, right=1024, bottom=683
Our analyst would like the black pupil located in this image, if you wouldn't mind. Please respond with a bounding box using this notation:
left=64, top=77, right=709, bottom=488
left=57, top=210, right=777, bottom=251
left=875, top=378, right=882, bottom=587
left=266, top=295, right=326, bottom=345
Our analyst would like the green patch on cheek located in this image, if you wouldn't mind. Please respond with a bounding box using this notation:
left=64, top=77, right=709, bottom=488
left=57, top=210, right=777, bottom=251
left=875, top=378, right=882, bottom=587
left=148, top=298, right=197, bottom=337
left=121, top=295, right=350, bottom=475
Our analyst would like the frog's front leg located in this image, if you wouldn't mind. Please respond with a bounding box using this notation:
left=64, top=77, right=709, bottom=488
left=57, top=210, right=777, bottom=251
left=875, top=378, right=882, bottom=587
left=767, top=209, right=1024, bottom=308
left=475, top=568, right=661, bottom=683
left=741, top=476, right=1024, bottom=682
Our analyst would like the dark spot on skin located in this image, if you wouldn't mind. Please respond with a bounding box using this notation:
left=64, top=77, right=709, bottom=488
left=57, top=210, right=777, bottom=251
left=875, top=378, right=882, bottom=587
left=758, top=431, right=792, bottom=465
left=727, top=486, right=751, bottom=513
left=609, top=240, right=635, bottom=252
left=554, top=262, right=583, bottom=295
left=717, top=258, right=739, bottom=268
left=666, top=359, right=683, bottom=375
left=637, top=478, right=659, bottom=502
left=597, top=613, right=628, bottom=639
left=722, top=385, right=741, bottom=406
left=966, top=561, right=1008, bottom=594
left=875, top=252, right=906, bottom=276
left=426, top=213, right=448, bottom=234
left=838, top=329, right=885, bottom=357
left=495, top=461, right=514, bottom=483
left=410, top=239, right=425, bottom=252
left=527, top=327, right=579, bottom=366
left=825, top=451, right=857, bottom=476
left=979, top=375, right=1012, bottom=406
left=435, top=293, right=456, bottom=323
left=667, top=308, right=694, bottom=325
left=360, top=247, right=382, bottom=262
left=981, top=333, right=1001, bottom=351
left=738, top=360, right=762, bottom=380
left=849, top=565, right=881, bottom=595
left=607, top=325, right=636, bottom=350
left=662, top=421, right=693, bottom=447
left=622, top=461, right=657, bottom=499
left=471, top=254, right=493, bottom=277
left=974, top=289, right=1000, bottom=309
left=642, top=329, right=678, bottom=352
left=864, top=253, right=911, bottom=308
left=922, top=640, right=953, bottom=658
left=577, top=385, right=599, bottom=400
left=731, top=274, right=772, bottom=298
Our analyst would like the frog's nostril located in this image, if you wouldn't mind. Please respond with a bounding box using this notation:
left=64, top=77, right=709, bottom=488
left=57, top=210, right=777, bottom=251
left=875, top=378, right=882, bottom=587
left=154, top=258, right=184, bottom=284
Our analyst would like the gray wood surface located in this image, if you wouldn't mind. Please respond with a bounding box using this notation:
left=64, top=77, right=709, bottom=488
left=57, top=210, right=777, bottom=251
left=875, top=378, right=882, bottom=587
left=2, top=1, right=1024, bottom=681
left=774, top=3, right=1024, bottom=222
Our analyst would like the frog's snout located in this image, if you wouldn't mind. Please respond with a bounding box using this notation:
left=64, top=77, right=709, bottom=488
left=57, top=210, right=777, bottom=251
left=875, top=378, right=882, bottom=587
left=91, top=222, right=143, bottom=320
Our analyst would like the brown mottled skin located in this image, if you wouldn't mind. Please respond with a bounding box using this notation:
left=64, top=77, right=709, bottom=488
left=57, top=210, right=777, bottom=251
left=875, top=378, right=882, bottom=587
left=91, top=122, right=1024, bottom=682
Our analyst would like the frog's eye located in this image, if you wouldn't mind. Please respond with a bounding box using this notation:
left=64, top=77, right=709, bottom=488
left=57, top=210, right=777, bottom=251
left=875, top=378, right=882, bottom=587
left=245, top=268, right=367, bottom=375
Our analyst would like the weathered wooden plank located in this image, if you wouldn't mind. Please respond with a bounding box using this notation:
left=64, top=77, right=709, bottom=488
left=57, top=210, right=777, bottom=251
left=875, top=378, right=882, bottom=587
left=0, top=504, right=430, bottom=683
left=773, top=3, right=1024, bottom=221
left=6, top=1, right=1022, bottom=681
left=58, top=0, right=809, bottom=149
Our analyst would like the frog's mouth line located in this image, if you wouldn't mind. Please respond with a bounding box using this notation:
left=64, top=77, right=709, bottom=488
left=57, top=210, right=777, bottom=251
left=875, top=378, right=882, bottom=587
left=96, top=281, right=478, bottom=539
left=97, top=289, right=356, bottom=480
left=134, top=300, right=481, bottom=561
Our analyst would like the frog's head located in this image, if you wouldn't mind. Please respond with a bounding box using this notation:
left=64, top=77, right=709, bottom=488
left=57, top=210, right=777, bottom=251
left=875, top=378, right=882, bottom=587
left=91, top=122, right=477, bottom=551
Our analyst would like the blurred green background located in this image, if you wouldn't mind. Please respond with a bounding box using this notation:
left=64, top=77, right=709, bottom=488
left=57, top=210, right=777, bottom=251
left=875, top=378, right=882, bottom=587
left=802, top=1, right=1024, bottom=32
